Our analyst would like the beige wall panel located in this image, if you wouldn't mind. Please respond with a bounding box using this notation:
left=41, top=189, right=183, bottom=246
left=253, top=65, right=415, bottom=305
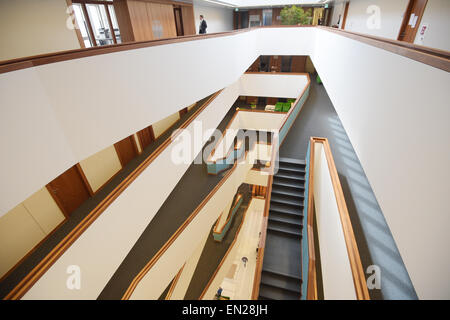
left=152, top=112, right=180, bottom=138
left=79, top=145, right=122, bottom=193
left=0, top=204, right=46, bottom=278
left=0, top=0, right=81, bottom=61
left=22, top=188, right=65, bottom=234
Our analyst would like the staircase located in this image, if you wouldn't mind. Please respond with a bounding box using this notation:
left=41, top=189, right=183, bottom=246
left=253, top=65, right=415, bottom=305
left=258, top=157, right=306, bottom=300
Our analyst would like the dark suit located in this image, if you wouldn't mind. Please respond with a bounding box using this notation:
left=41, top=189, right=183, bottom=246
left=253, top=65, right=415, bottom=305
left=199, top=20, right=207, bottom=34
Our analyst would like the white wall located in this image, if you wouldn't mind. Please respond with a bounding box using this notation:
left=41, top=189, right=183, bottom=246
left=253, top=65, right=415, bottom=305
left=0, top=0, right=81, bottom=61
left=344, top=0, right=409, bottom=39
left=313, top=28, right=450, bottom=299
left=313, top=143, right=356, bottom=300
left=193, top=0, right=234, bottom=34
left=413, top=0, right=450, bottom=51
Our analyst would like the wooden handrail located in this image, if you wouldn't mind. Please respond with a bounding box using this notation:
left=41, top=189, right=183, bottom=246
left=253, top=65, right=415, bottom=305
left=1, top=25, right=448, bottom=74
left=164, top=263, right=185, bottom=300
left=306, top=137, right=370, bottom=300
left=3, top=89, right=222, bottom=300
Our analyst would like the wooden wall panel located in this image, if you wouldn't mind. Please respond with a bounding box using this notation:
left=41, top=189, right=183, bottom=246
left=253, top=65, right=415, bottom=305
left=129, top=0, right=153, bottom=41
left=291, top=56, right=307, bottom=73
left=181, top=5, right=196, bottom=35
left=272, top=8, right=282, bottom=25
left=113, top=0, right=135, bottom=42
left=270, top=55, right=282, bottom=72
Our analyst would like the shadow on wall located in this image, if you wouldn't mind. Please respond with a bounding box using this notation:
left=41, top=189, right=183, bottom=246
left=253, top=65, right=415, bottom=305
left=327, top=115, right=418, bottom=300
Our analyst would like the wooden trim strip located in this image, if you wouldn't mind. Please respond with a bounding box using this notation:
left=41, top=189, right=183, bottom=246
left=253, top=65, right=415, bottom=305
left=306, top=137, right=317, bottom=300
left=2, top=25, right=447, bottom=74
left=198, top=200, right=251, bottom=300
left=164, top=263, right=185, bottom=300
left=306, top=137, right=370, bottom=300
left=3, top=89, right=222, bottom=300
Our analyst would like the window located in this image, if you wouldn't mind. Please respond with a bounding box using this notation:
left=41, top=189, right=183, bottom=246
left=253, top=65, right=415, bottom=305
left=72, top=1, right=120, bottom=47
left=262, top=9, right=272, bottom=26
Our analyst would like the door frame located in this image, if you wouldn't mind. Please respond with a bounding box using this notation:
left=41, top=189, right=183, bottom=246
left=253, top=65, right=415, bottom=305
left=46, top=164, right=93, bottom=218
left=397, top=0, right=428, bottom=43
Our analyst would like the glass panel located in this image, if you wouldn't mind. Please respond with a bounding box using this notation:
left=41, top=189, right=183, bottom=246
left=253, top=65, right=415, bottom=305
left=72, top=3, right=93, bottom=48
left=86, top=4, right=114, bottom=46
left=108, top=5, right=121, bottom=43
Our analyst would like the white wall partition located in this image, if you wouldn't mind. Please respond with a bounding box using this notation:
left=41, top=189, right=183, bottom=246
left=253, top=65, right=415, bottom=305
left=313, top=143, right=356, bottom=300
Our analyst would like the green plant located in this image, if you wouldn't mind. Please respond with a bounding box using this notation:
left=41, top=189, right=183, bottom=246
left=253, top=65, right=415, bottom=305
left=280, top=6, right=312, bottom=25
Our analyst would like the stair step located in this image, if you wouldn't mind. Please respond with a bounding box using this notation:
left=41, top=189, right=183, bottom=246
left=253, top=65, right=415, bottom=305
left=258, top=284, right=300, bottom=300
left=270, top=194, right=303, bottom=207
left=268, top=220, right=302, bottom=236
left=258, top=295, right=274, bottom=300
left=271, top=186, right=304, bottom=199
left=275, top=172, right=305, bottom=181
left=279, top=157, right=306, bottom=165
left=273, top=178, right=304, bottom=189
left=269, top=203, right=303, bottom=216
left=261, top=267, right=302, bottom=282
left=267, top=225, right=302, bottom=238
left=278, top=165, right=306, bottom=174
left=268, top=212, right=303, bottom=227
left=261, top=272, right=301, bottom=294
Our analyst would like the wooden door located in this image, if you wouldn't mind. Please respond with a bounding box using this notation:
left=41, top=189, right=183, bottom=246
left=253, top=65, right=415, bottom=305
left=174, top=7, right=184, bottom=36
left=114, top=135, right=138, bottom=167
left=398, top=0, right=428, bottom=43
left=179, top=107, right=188, bottom=117
left=291, top=56, right=307, bottom=73
left=47, top=165, right=91, bottom=217
left=341, top=2, right=350, bottom=29
left=137, top=126, right=155, bottom=151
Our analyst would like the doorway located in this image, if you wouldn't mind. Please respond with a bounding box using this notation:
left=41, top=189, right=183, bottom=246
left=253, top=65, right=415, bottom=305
left=137, top=126, right=155, bottom=151
left=47, top=165, right=92, bottom=217
left=398, top=0, right=428, bottom=43
left=173, top=6, right=184, bottom=36
left=114, top=135, right=139, bottom=167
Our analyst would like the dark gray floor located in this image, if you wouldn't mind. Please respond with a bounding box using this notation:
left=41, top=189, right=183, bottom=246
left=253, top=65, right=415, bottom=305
left=184, top=184, right=252, bottom=300
left=0, top=94, right=213, bottom=299
left=97, top=103, right=239, bottom=299
left=279, top=80, right=417, bottom=300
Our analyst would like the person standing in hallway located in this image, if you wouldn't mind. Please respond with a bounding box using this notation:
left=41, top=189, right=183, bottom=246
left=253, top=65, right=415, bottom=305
left=199, top=15, right=207, bottom=34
